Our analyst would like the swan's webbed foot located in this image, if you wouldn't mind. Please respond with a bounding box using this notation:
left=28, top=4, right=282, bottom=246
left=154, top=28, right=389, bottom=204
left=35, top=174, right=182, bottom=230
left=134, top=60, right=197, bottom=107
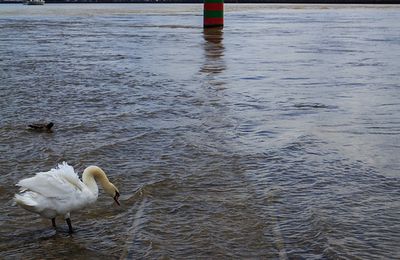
left=66, top=218, right=73, bottom=234
left=51, top=218, right=56, bottom=228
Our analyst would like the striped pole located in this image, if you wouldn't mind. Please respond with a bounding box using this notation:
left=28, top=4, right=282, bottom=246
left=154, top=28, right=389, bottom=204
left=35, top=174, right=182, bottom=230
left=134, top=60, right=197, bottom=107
left=203, top=0, right=224, bottom=28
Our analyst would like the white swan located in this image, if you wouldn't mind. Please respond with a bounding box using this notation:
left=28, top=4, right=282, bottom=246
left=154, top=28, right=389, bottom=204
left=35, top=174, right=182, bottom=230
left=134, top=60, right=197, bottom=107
left=14, top=162, right=120, bottom=233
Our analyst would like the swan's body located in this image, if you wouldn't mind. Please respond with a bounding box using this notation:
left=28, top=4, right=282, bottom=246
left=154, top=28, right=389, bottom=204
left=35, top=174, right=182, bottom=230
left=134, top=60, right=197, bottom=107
left=14, top=162, right=120, bottom=233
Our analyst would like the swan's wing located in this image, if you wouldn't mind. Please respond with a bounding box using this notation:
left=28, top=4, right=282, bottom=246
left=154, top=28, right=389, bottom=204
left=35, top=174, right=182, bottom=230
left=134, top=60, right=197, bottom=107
left=54, top=162, right=84, bottom=191
left=16, top=162, right=84, bottom=198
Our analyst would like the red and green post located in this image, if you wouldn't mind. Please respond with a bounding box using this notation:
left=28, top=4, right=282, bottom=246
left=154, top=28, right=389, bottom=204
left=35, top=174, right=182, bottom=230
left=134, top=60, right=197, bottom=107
left=203, top=0, right=224, bottom=28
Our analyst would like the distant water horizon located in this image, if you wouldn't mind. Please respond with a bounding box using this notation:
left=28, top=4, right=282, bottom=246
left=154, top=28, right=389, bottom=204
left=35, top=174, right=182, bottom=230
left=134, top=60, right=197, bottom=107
left=2, top=0, right=400, bottom=4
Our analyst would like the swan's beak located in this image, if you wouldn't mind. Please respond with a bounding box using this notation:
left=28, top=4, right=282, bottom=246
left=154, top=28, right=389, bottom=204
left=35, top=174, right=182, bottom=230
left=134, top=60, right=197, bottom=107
left=114, top=191, right=120, bottom=206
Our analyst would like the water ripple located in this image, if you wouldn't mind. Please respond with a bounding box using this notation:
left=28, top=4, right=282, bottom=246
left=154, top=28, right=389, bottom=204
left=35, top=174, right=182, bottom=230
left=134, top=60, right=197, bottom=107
left=1, top=4, right=400, bottom=260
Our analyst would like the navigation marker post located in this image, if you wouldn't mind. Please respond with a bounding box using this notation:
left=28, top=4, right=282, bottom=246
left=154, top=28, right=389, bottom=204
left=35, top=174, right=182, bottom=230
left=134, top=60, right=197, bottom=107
left=203, top=0, right=224, bottom=28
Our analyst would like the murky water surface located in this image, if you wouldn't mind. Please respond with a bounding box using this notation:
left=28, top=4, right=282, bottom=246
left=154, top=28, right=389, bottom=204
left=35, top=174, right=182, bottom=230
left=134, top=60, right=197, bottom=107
left=1, top=4, right=399, bottom=259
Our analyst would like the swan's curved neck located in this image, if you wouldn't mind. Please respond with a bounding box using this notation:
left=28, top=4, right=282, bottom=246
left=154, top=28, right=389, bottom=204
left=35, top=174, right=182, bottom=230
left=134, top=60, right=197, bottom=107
left=82, top=166, right=111, bottom=197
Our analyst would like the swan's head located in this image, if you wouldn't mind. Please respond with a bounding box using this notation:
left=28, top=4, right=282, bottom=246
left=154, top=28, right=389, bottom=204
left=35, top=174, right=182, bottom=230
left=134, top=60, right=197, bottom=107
left=104, top=182, right=120, bottom=206
left=83, top=165, right=121, bottom=205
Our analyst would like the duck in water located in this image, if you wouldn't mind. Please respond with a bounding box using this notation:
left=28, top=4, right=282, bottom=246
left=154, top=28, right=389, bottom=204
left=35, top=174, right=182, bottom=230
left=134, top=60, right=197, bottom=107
left=28, top=122, right=54, bottom=132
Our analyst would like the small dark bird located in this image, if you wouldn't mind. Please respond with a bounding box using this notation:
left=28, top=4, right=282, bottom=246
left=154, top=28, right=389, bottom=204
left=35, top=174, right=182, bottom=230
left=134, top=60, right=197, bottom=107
left=28, top=122, right=54, bottom=132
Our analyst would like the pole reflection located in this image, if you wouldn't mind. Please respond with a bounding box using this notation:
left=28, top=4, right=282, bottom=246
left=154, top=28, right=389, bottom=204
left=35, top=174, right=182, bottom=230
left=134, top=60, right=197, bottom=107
left=200, top=28, right=226, bottom=76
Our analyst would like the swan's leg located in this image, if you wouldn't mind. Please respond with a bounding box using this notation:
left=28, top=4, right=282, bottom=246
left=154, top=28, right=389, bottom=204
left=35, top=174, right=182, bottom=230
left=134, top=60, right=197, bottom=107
left=52, top=218, right=56, bottom=228
left=66, top=218, right=73, bottom=233
left=65, top=213, right=73, bottom=233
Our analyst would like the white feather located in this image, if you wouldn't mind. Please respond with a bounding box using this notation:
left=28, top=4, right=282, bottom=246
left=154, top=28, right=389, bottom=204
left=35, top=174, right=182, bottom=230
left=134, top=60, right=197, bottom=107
left=14, top=162, right=119, bottom=233
left=15, top=162, right=97, bottom=219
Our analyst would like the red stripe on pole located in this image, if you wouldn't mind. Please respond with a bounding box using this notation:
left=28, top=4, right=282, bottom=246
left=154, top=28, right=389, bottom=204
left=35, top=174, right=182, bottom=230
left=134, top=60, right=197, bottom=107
left=204, top=3, right=224, bottom=11
left=204, top=17, right=224, bottom=26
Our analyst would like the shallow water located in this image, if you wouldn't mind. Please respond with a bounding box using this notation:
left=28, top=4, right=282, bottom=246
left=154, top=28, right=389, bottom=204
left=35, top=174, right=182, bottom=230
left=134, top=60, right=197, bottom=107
left=1, top=3, right=400, bottom=259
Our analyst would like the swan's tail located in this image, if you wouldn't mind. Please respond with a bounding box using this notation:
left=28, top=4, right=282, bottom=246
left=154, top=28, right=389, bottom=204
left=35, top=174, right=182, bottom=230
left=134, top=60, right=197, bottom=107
left=14, top=193, right=38, bottom=212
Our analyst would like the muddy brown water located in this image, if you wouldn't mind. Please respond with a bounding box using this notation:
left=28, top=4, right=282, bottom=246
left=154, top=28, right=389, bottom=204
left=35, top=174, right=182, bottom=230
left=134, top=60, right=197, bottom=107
left=1, top=4, right=399, bottom=259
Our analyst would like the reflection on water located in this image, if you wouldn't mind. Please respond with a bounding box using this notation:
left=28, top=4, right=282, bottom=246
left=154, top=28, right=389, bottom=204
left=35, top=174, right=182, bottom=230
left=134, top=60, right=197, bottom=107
left=1, top=3, right=400, bottom=260
left=201, top=28, right=225, bottom=75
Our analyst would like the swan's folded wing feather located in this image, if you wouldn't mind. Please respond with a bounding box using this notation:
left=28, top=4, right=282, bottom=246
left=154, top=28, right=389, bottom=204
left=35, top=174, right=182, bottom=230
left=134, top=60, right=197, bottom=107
left=56, top=162, right=84, bottom=191
left=16, top=162, right=84, bottom=198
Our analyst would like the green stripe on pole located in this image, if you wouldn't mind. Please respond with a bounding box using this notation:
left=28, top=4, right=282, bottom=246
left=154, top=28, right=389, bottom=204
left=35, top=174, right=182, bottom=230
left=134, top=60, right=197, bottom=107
left=204, top=10, right=223, bottom=18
